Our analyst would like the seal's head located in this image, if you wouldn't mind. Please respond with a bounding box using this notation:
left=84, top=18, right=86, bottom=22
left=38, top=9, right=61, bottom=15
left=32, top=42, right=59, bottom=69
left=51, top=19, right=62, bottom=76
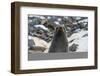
left=56, top=26, right=64, bottom=32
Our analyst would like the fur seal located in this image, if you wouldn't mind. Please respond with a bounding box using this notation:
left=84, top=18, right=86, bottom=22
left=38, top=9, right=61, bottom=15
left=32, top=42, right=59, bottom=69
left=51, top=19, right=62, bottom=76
left=49, top=26, right=68, bottom=53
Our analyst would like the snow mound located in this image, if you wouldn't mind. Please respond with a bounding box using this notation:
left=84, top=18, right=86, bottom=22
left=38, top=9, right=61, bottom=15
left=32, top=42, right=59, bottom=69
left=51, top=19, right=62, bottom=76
left=68, top=30, right=88, bottom=41
left=54, top=21, right=60, bottom=25
left=34, top=25, right=48, bottom=31
left=68, top=30, right=88, bottom=52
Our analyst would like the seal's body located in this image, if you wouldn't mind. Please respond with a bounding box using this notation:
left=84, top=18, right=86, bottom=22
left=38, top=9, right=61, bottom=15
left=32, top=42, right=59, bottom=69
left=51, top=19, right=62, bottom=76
left=49, top=27, right=68, bottom=53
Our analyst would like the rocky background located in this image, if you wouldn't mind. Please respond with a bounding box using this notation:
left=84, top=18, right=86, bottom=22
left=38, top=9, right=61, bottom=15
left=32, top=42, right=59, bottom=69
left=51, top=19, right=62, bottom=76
left=28, top=15, right=88, bottom=53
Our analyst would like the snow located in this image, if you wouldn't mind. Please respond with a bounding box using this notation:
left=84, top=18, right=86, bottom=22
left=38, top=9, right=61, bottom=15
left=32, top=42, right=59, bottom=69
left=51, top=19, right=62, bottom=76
left=54, top=21, right=60, bottom=25
left=75, top=17, right=81, bottom=20
left=47, top=16, right=51, bottom=19
left=28, top=35, right=33, bottom=40
left=74, top=29, right=81, bottom=32
left=77, top=37, right=88, bottom=52
left=64, top=17, right=69, bottom=19
left=34, top=25, right=48, bottom=31
left=68, top=30, right=88, bottom=41
left=39, top=16, right=46, bottom=19
left=57, top=18, right=62, bottom=21
left=68, top=30, right=88, bottom=52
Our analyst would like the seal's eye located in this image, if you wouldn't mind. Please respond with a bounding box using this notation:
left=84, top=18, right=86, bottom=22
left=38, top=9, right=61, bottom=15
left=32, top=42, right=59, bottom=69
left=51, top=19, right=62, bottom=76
left=59, top=27, right=62, bottom=30
left=56, top=27, right=59, bottom=31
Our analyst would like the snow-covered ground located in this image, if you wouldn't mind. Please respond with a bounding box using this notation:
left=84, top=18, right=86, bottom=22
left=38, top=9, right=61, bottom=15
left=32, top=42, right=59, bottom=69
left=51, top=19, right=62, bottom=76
left=68, top=30, right=88, bottom=52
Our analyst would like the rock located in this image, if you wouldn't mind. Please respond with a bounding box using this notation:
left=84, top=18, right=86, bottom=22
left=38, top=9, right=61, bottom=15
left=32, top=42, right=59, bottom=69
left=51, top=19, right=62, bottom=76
left=69, top=43, right=78, bottom=52
left=28, top=39, right=35, bottom=48
left=33, top=37, right=48, bottom=48
left=82, top=34, right=88, bottom=37
left=29, top=46, right=46, bottom=52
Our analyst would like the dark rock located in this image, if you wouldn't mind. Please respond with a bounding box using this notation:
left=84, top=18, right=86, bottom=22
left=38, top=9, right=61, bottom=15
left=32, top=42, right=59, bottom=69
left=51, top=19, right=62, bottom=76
left=69, top=43, right=78, bottom=52
left=69, top=39, right=75, bottom=43
left=82, top=34, right=88, bottom=37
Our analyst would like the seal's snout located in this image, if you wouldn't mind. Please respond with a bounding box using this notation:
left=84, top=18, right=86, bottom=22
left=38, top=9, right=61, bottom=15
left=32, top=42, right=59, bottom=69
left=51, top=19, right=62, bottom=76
left=56, top=27, right=63, bottom=32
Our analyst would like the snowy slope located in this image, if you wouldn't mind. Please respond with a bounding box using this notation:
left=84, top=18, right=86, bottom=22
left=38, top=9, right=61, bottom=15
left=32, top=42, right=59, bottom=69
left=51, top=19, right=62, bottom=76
left=68, top=30, right=88, bottom=52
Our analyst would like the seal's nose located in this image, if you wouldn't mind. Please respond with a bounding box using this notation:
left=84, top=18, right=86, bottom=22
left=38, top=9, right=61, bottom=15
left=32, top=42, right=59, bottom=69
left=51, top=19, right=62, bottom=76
left=56, top=27, right=63, bottom=32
